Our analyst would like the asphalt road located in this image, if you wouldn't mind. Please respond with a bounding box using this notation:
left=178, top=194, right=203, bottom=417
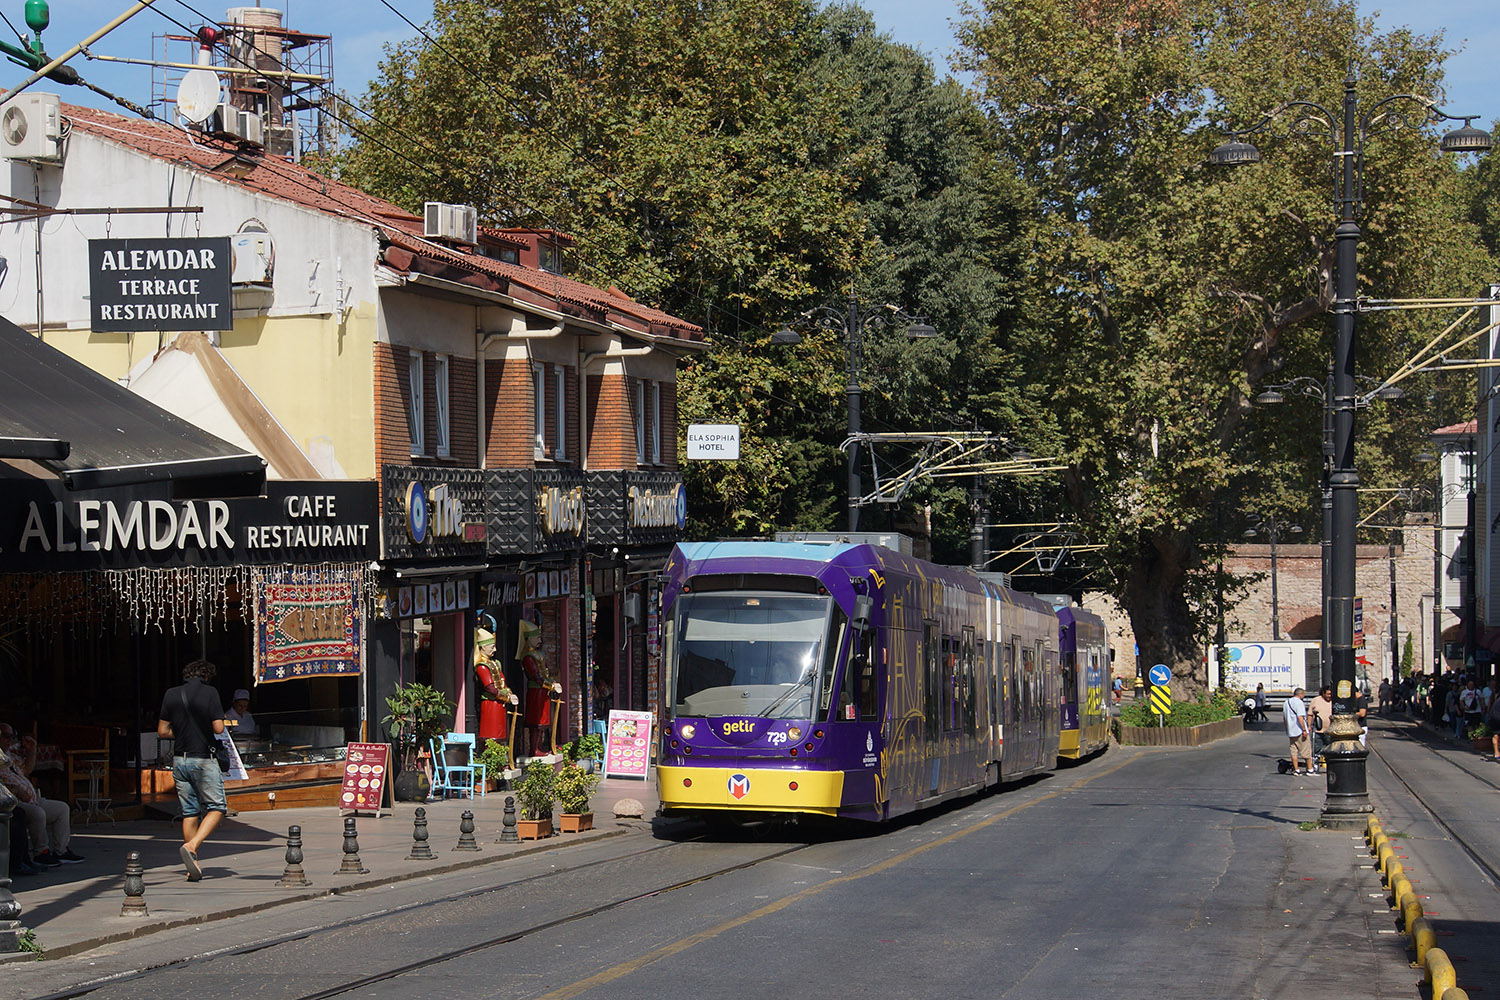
left=10, top=727, right=1475, bottom=1000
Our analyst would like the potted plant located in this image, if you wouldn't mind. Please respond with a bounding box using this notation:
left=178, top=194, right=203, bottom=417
left=475, top=738, right=512, bottom=790
left=514, top=758, right=556, bottom=839
left=555, top=758, right=601, bottom=832
left=382, top=682, right=453, bottom=802
left=1466, top=723, right=1493, bottom=753
left=577, top=732, right=605, bottom=772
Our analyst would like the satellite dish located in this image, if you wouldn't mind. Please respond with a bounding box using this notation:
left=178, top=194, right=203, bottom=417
left=176, top=69, right=222, bottom=125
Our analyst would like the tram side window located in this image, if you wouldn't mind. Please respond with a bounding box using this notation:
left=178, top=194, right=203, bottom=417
left=1006, top=640, right=1019, bottom=724
left=923, top=621, right=939, bottom=743
left=1062, top=651, right=1078, bottom=709
left=962, top=628, right=976, bottom=731
left=944, top=635, right=959, bottom=731
left=838, top=627, right=877, bottom=721
left=1021, top=643, right=1036, bottom=722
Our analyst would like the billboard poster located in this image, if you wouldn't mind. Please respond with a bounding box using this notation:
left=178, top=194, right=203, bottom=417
left=339, top=742, right=392, bottom=816
left=603, top=710, right=654, bottom=780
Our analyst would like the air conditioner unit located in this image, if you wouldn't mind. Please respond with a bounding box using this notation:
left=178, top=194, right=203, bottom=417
left=210, top=103, right=264, bottom=147
left=230, top=230, right=275, bottom=285
left=424, top=201, right=478, bottom=245
left=1, top=92, right=63, bottom=163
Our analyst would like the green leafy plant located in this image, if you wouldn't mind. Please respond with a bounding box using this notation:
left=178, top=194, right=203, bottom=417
left=1466, top=723, right=1493, bottom=741
left=1119, top=689, right=1243, bottom=729
left=555, top=760, right=601, bottom=815
left=475, top=738, right=512, bottom=782
left=514, top=758, right=556, bottom=820
left=578, top=732, right=604, bottom=761
left=381, top=682, right=453, bottom=770
left=18, top=927, right=42, bottom=956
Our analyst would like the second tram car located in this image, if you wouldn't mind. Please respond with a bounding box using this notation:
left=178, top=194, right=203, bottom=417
left=1057, top=605, right=1110, bottom=760
left=656, top=538, right=1062, bottom=824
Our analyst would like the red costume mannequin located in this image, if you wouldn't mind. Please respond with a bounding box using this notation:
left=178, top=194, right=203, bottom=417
left=518, top=619, right=556, bottom=756
left=473, top=627, right=511, bottom=741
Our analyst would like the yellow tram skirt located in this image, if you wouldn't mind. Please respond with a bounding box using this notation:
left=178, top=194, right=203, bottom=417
left=658, top=765, right=846, bottom=817
left=1058, top=729, right=1082, bottom=759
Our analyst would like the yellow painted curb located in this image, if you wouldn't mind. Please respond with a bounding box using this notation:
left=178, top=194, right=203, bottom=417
left=1426, top=948, right=1456, bottom=993
left=1411, top=916, right=1435, bottom=966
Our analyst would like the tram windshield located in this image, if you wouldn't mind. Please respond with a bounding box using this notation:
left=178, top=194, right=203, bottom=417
left=669, top=593, right=835, bottom=719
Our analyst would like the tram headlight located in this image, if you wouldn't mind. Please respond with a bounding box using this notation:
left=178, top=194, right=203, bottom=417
left=680, top=723, right=696, bottom=739
left=787, top=727, right=803, bottom=741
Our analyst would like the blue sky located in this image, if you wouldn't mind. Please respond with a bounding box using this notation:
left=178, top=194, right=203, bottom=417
left=9, top=1, right=1496, bottom=133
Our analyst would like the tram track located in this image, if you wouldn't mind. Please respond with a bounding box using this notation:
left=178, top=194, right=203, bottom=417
left=1366, top=717, right=1500, bottom=888
left=29, top=833, right=807, bottom=1000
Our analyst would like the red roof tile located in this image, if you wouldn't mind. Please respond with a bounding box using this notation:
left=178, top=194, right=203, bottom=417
left=61, top=103, right=702, bottom=343
left=1432, top=420, right=1478, bottom=436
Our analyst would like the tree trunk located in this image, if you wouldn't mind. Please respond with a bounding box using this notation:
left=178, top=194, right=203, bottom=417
left=1121, top=529, right=1207, bottom=700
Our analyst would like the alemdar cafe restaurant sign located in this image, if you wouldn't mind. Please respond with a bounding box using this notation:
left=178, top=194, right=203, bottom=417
left=89, top=237, right=233, bottom=332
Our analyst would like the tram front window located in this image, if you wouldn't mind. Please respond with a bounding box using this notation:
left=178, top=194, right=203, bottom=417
left=671, top=593, right=832, bottom=718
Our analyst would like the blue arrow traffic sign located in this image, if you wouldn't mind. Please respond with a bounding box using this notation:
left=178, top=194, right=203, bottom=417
left=1148, top=663, right=1171, bottom=687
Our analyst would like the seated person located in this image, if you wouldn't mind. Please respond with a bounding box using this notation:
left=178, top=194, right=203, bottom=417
left=0, top=722, right=84, bottom=866
left=225, top=689, right=258, bottom=738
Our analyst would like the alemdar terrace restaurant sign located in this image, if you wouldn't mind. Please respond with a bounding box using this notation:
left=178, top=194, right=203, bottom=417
left=88, top=237, right=233, bottom=332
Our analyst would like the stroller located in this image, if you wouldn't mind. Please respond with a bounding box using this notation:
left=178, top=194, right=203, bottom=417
left=1241, top=696, right=1259, bottom=725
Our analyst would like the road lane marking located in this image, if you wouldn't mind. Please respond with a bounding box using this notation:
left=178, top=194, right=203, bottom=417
left=536, top=754, right=1139, bottom=1000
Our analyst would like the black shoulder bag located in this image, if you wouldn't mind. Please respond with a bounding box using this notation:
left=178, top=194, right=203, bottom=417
left=180, top=688, right=232, bottom=772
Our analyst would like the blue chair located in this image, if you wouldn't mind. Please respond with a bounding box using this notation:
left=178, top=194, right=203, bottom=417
left=428, top=737, right=454, bottom=800
left=438, top=732, right=485, bottom=799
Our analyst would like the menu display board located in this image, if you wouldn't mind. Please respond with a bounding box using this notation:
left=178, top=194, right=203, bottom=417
left=603, top=710, right=654, bottom=780
left=339, top=742, right=392, bottom=816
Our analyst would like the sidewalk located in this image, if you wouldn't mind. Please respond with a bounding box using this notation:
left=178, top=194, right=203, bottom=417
left=5, top=774, right=660, bottom=960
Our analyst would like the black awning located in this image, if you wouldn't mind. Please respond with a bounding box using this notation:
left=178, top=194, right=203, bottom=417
left=0, top=316, right=266, bottom=497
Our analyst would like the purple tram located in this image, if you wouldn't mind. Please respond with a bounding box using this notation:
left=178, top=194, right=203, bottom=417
left=657, top=538, right=1062, bottom=824
left=1057, top=605, right=1110, bottom=761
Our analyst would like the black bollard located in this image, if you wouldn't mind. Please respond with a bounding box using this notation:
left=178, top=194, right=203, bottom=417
left=496, top=795, right=519, bottom=844
left=454, top=809, right=481, bottom=852
left=275, top=824, right=311, bottom=887
left=120, top=851, right=148, bottom=917
left=337, top=816, right=369, bottom=875
left=407, top=806, right=435, bottom=860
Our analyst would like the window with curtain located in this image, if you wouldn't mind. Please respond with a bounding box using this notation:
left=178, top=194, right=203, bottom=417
left=554, top=367, right=567, bottom=460
left=533, top=363, right=546, bottom=456
left=407, top=352, right=425, bottom=456
left=433, top=354, right=450, bottom=458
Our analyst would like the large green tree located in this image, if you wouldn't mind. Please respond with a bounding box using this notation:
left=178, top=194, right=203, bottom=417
left=956, top=0, right=1494, bottom=694
left=344, top=1, right=1023, bottom=542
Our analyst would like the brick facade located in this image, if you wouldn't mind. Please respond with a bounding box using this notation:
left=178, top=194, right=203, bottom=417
left=1224, top=520, right=1441, bottom=678
left=486, top=355, right=537, bottom=468
left=587, top=372, right=638, bottom=469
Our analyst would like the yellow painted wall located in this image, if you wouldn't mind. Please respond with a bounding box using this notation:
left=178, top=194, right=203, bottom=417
left=43, top=300, right=379, bottom=479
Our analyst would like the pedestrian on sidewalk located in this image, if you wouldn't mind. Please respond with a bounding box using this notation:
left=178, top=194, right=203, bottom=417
left=1253, top=683, right=1268, bottom=722
left=158, top=658, right=227, bottom=882
left=1284, top=687, right=1313, bottom=775
left=0, top=722, right=84, bottom=867
left=1458, top=678, right=1484, bottom=735
left=1487, top=695, right=1500, bottom=760
left=1378, top=678, right=1391, bottom=714
left=1308, top=685, right=1334, bottom=772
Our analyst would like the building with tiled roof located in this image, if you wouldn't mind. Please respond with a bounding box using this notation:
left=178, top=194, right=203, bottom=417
left=0, top=95, right=703, bottom=794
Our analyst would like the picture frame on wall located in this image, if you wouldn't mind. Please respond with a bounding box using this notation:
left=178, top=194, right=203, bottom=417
left=428, top=583, right=443, bottom=613
left=398, top=585, right=413, bottom=617
left=413, top=585, right=428, bottom=616
left=548, top=570, right=560, bottom=596
left=560, top=569, right=572, bottom=596
left=443, top=580, right=457, bottom=612
left=456, top=579, right=470, bottom=609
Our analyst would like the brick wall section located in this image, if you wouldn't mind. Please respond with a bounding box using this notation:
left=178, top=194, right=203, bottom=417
left=373, top=342, right=412, bottom=470
left=1224, top=522, right=1439, bottom=677
left=660, top=380, right=678, bottom=470
left=587, top=372, right=638, bottom=469
left=487, top=355, right=536, bottom=468
left=448, top=356, right=478, bottom=466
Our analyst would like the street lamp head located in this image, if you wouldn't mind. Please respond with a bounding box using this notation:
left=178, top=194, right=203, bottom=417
left=1287, top=524, right=1305, bottom=535
left=905, top=320, right=938, bottom=340
left=1242, top=526, right=1259, bottom=538
left=1209, top=139, right=1261, bottom=166
left=1373, top=383, right=1404, bottom=401
left=1253, top=388, right=1285, bottom=405
left=1415, top=450, right=1438, bottom=464
left=770, top=326, right=803, bottom=346
left=1439, top=118, right=1494, bottom=155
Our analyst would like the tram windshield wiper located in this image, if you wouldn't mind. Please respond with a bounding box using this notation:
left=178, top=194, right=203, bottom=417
left=759, top=663, right=815, bottom=718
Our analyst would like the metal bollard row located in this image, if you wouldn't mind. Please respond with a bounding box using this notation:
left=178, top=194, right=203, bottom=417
left=1366, top=815, right=1471, bottom=1000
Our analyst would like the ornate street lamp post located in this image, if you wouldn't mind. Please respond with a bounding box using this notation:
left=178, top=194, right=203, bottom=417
left=1214, top=68, right=1491, bottom=829
left=1244, top=516, right=1303, bottom=641
left=774, top=298, right=936, bottom=532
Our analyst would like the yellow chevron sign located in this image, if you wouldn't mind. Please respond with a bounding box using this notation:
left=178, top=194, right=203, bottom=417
left=1149, top=684, right=1172, bottom=715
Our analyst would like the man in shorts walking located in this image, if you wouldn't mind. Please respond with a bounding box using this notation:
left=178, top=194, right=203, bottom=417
left=1284, top=686, right=1314, bottom=775
left=158, top=658, right=227, bottom=881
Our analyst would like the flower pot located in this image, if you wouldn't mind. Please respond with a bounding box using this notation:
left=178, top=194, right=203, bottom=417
left=517, top=817, right=553, bottom=840
left=559, top=811, right=593, bottom=833
left=1472, top=737, right=1493, bottom=753
left=393, top=768, right=430, bottom=803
